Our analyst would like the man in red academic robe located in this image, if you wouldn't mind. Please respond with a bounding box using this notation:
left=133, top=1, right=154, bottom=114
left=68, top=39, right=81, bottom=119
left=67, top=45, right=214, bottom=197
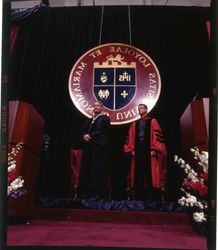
left=124, top=103, right=167, bottom=201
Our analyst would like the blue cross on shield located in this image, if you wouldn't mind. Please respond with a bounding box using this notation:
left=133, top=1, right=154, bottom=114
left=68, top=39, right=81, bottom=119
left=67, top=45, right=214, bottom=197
left=93, top=63, right=136, bottom=110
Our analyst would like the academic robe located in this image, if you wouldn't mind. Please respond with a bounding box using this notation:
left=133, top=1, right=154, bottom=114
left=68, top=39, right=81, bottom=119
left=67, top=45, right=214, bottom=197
left=124, top=116, right=167, bottom=190
left=79, top=114, right=111, bottom=197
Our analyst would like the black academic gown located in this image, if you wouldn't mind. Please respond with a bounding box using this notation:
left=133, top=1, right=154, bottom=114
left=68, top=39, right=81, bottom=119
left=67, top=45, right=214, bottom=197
left=79, top=114, right=111, bottom=198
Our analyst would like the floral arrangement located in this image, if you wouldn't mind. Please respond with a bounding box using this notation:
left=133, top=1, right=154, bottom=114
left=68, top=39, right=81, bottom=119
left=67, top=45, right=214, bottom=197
left=174, top=147, right=208, bottom=235
left=8, top=142, right=26, bottom=200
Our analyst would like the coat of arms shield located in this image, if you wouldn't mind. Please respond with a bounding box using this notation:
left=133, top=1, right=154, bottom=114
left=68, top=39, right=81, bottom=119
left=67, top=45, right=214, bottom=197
left=93, top=55, right=136, bottom=110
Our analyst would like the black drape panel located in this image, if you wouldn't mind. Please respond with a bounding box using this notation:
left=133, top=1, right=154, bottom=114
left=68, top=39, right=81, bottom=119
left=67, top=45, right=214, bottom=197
left=129, top=6, right=210, bottom=200
left=101, top=6, right=130, bottom=44
left=11, top=7, right=103, bottom=197
left=10, top=6, right=210, bottom=200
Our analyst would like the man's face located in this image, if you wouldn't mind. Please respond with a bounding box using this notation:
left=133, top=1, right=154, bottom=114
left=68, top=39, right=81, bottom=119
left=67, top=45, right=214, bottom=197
left=93, top=102, right=103, bottom=114
left=138, top=105, right=147, bottom=116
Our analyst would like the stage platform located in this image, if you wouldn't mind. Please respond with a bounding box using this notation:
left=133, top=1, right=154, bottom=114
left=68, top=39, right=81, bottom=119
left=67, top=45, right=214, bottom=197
left=7, top=198, right=207, bottom=249
left=33, top=207, right=190, bottom=224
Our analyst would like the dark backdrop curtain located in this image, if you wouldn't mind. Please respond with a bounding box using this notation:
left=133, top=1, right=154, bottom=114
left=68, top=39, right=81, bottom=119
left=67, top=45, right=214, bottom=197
left=10, top=6, right=210, bottom=200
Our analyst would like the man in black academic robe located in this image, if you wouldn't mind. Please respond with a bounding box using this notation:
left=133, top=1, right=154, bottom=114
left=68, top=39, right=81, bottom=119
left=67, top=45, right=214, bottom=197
left=79, top=101, right=111, bottom=199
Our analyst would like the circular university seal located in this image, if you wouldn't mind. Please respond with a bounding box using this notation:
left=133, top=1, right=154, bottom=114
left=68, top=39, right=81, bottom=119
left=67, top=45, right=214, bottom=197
left=69, top=43, right=161, bottom=125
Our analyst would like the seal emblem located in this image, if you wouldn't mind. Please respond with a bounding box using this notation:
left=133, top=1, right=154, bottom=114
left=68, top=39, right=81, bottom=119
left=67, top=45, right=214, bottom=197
left=69, top=43, right=161, bottom=125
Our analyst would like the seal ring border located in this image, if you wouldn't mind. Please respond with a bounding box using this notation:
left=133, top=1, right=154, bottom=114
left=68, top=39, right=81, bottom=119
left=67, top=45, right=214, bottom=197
left=68, top=43, right=161, bottom=125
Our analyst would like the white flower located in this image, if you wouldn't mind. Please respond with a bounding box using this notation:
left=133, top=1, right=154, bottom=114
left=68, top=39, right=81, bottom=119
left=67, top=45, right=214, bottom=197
left=185, top=164, right=191, bottom=170
left=174, top=155, right=178, bottom=161
left=177, top=158, right=185, bottom=165
left=197, top=202, right=204, bottom=209
left=178, top=194, right=198, bottom=207
left=8, top=163, right=16, bottom=171
left=193, top=212, right=206, bottom=222
left=187, top=172, right=197, bottom=181
left=9, top=177, right=24, bottom=190
left=178, top=197, right=186, bottom=206
left=7, top=142, right=25, bottom=199
left=175, top=147, right=208, bottom=224
left=8, top=177, right=24, bottom=195
left=190, top=148, right=195, bottom=153
left=186, top=195, right=197, bottom=206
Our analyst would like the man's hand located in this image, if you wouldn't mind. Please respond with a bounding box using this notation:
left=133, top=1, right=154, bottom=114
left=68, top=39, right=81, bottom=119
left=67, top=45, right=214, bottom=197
left=150, top=150, right=156, bottom=156
left=83, top=134, right=91, bottom=142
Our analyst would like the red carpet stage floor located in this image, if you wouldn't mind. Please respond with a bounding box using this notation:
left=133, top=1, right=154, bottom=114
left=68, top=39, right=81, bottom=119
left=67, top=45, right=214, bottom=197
left=7, top=208, right=207, bottom=249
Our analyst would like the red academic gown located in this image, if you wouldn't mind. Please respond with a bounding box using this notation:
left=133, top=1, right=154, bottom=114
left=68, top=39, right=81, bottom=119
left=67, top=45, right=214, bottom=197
left=124, top=117, right=167, bottom=189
